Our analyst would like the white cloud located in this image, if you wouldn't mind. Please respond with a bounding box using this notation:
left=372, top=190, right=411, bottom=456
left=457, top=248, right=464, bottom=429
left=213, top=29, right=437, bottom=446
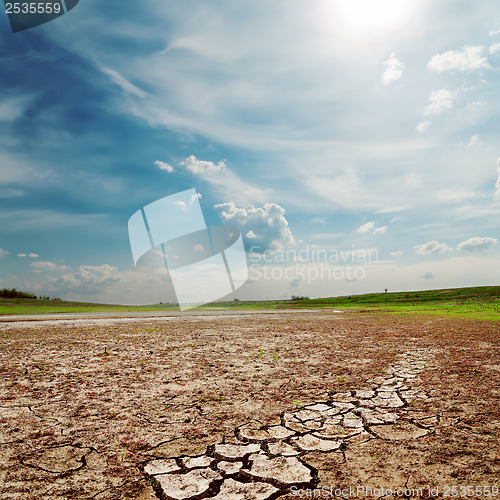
left=154, top=160, right=174, bottom=173
left=356, top=222, right=387, bottom=235
left=495, top=157, right=500, bottom=197
left=30, top=261, right=70, bottom=272
left=437, top=189, right=479, bottom=203
left=427, top=46, right=491, bottom=72
left=489, top=43, right=500, bottom=54
left=179, top=155, right=226, bottom=175
left=0, top=248, right=9, bottom=258
left=246, top=230, right=258, bottom=239
left=381, top=53, right=405, bottom=84
left=415, top=241, right=452, bottom=255
left=100, top=66, right=146, bottom=98
left=176, top=155, right=272, bottom=205
left=424, top=89, right=456, bottom=115
left=416, top=121, right=430, bottom=134
left=390, top=250, right=403, bottom=257
left=173, top=192, right=202, bottom=210
left=457, top=236, right=497, bottom=252
left=48, top=264, right=120, bottom=295
left=356, top=221, right=375, bottom=233
left=466, top=134, right=482, bottom=148
left=18, top=253, right=39, bottom=258
left=214, top=202, right=295, bottom=253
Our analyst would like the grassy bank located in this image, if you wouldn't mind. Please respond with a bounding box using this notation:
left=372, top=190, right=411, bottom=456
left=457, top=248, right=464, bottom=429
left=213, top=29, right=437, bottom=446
left=1, top=286, right=499, bottom=319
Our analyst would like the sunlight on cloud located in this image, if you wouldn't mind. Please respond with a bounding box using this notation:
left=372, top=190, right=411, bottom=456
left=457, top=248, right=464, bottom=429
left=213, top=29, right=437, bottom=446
left=427, top=46, right=491, bottom=72
left=381, top=53, right=405, bottom=84
left=214, top=201, right=295, bottom=253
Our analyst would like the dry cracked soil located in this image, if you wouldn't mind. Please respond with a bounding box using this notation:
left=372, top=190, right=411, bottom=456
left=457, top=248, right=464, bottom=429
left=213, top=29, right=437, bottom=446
left=0, top=310, right=499, bottom=499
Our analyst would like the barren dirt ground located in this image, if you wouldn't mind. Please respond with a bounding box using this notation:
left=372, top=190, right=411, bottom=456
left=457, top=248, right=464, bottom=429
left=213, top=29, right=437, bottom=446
left=0, top=311, right=499, bottom=499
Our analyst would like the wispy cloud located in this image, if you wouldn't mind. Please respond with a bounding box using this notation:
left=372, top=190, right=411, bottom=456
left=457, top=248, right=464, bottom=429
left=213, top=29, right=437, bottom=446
left=100, top=66, right=146, bottom=98
left=424, top=89, right=456, bottom=115
left=465, top=134, right=482, bottom=148
left=416, top=122, right=431, bottom=135
left=18, top=253, right=39, bottom=258
left=0, top=248, right=9, bottom=258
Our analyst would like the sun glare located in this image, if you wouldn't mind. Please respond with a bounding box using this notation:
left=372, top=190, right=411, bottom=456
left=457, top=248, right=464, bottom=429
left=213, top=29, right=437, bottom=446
left=325, top=0, right=419, bottom=41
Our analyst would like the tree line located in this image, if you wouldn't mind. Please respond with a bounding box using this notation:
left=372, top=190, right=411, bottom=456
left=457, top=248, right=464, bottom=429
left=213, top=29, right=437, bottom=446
left=0, top=288, right=39, bottom=299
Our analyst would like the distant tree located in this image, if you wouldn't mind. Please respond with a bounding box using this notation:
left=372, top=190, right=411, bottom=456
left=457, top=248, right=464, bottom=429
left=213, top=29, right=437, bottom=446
left=291, top=295, right=309, bottom=301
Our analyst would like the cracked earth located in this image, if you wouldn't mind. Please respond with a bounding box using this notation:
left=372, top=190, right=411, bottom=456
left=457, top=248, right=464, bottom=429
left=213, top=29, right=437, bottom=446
left=0, top=311, right=499, bottom=499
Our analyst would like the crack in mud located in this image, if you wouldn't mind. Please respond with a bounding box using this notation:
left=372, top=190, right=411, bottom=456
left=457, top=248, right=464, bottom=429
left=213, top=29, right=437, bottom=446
left=141, top=349, right=444, bottom=500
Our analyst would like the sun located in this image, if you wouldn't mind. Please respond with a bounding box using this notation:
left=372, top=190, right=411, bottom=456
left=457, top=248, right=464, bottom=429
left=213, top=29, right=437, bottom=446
left=324, top=0, right=419, bottom=41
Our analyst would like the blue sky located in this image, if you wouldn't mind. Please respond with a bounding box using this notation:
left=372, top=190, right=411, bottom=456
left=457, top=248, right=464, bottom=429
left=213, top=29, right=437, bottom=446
left=1, top=0, right=500, bottom=304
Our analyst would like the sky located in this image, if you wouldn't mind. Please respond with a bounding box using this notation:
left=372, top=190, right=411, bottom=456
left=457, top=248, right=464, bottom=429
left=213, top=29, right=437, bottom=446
left=1, top=0, right=500, bottom=305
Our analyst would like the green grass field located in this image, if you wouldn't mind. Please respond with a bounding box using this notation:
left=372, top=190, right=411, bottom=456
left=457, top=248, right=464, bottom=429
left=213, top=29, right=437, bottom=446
left=1, top=285, right=500, bottom=319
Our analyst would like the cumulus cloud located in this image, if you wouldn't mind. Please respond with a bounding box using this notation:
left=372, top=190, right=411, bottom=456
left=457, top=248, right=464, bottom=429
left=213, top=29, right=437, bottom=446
left=48, top=264, right=121, bottom=295
left=466, top=134, right=482, bottom=148
left=390, top=250, right=403, bottom=257
left=427, top=46, right=491, bottom=72
left=415, top=241, right=452, bottom=255
left=356, top=222, right=387, bottom=235
left=179, top=155, right=226, bottom=175
left=18, top=253, right=38, bottom=258
left=416, top=122, right=431, bottom=135
left=424, top=89, right=456, bottom=115
left=213, top=202, right=295, bottom=253
left=381, top=53, right=405, bottom=84
left=30, top=261, right=70, bottom=272
left=154, top=160, right=174, bottom=173
left=0, top=248, right=9, bottom=258
left=457, top=237, right=497, bottom=252
left=174, top=192, right=202, bottom=209
left=356, top=222, right=375, bottom=233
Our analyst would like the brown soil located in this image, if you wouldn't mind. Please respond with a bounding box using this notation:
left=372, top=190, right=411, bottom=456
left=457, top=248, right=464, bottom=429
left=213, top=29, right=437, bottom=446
left=0, top=311, right=498, bottom=499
